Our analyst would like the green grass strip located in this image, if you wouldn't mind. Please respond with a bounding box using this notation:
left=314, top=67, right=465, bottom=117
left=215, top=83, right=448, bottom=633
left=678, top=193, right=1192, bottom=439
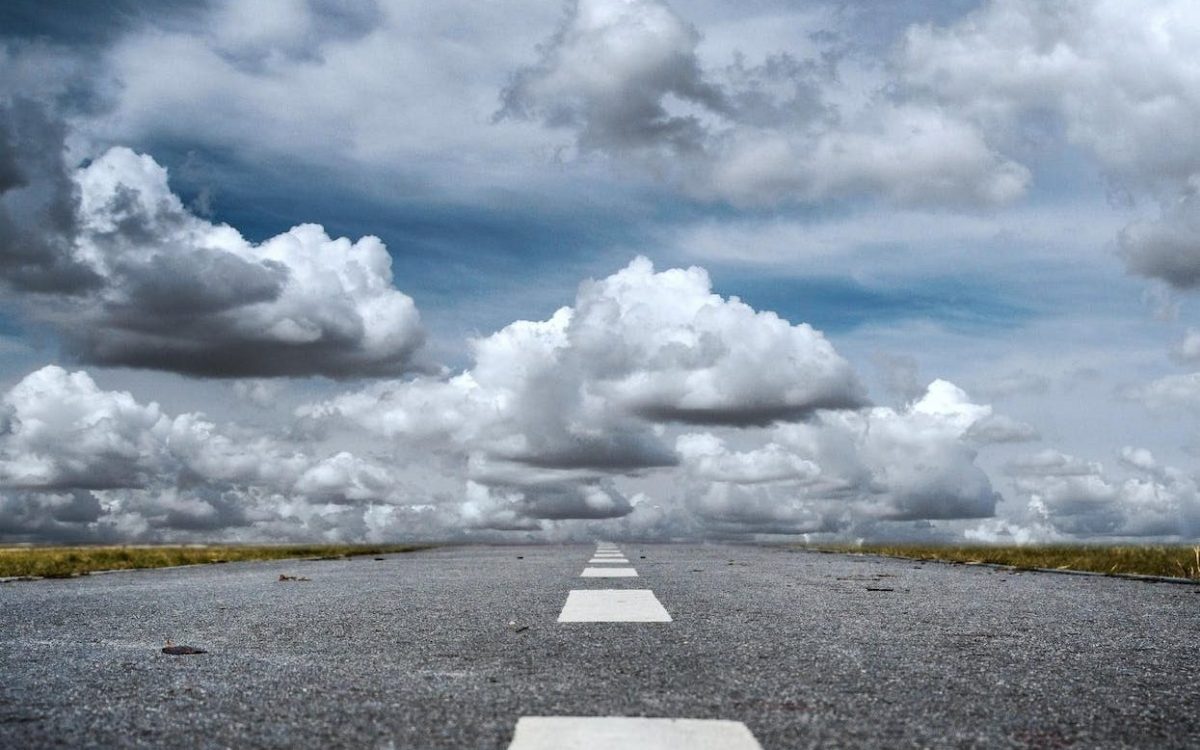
left=0, top=544, right=431, bottom=578
left=799, top=544, right=1200, bottom=580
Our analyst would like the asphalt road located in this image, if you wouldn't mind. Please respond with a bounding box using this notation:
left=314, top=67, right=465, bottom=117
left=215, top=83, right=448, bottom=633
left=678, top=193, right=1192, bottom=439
left=1, top=543, right=1197, bottom=748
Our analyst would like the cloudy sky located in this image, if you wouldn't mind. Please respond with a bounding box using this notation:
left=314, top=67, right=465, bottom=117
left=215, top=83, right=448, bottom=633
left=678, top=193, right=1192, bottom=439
left=1, top=0, right=1198, bottom=544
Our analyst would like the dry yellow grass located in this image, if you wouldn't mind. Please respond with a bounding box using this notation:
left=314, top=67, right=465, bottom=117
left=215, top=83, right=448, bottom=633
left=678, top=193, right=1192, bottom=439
left=0, top=544, right=430, bottom=578
left=800, top=544, right=1200, bottom=580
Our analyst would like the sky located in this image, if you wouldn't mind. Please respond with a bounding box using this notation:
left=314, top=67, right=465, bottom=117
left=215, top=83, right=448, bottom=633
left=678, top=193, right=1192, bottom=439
left=1, top=0, right=1199, bottom=544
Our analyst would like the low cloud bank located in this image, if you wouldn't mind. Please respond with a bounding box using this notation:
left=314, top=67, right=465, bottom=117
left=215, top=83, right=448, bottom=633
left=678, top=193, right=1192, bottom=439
left=0, top=259, right=1011, bottom=542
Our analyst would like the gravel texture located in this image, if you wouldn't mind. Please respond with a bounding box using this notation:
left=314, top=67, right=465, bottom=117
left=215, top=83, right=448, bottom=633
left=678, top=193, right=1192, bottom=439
left=0, top=543, right=1197, bottom=748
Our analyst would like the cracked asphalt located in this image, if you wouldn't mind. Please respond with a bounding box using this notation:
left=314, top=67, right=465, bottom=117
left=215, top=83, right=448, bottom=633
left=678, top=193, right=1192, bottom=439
left=1, top=544, right=1197, bottom=748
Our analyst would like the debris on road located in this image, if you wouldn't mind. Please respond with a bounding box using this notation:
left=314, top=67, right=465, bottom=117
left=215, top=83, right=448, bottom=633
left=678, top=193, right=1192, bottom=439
left=507, top=620, right=530, bottom=633
left=278, top=574, right=311, bottom=582
left=865, top=587, right=895, bottom=592
left=161, top=642, right=207, bottom=655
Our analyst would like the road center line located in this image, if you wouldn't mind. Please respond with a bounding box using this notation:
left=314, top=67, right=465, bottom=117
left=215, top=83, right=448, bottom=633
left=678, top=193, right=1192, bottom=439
left=557, top=589, right=672, bottom=622
left=580, top=567, right=638, bottom=577
left=507, top=717, right=762, bottom=749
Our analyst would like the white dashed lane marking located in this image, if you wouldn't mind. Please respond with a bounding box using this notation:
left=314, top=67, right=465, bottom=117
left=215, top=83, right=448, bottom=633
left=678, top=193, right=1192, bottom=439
left=580, top=567, right=638, bottom=577
left=507, top=717, right=763, bottom=749
left=531, top=548, right=749, bottom=748
left=557, top=589, right=672, bottom=622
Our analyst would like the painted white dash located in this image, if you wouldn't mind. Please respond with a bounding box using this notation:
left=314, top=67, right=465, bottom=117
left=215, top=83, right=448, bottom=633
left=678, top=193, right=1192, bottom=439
left=507, top=717, right=762, bottom=749
left=581, top=567, right=638, bottom=577
left=587, top=558, right=629, bottom=564
left=557, top=589, right=672, bottom=622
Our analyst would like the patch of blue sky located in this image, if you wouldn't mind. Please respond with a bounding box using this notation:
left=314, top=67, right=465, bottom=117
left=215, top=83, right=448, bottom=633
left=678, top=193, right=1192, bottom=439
left=712, top=273, right=1036, bottom=336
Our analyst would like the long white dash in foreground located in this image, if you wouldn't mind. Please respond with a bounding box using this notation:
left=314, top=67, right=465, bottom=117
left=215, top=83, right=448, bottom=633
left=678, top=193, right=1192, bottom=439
left=557, top=589, right=672, bottom=622
left=507, top=717, right=762, bottom=749
left=580, top=567, right=638, bottom=577
left=587, top=558, right=629, bottom=564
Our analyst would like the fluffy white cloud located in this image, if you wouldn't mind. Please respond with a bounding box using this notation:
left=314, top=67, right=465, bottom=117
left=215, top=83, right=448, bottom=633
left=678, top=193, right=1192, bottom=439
left=59, top=147, right=424, bottom=376
left=675, top=380, right=1000, bottom=533
left=501, top=0, right=1027, bottom=207
left=1120, top=371, right=1200, bottom=411
left=903, top=0, right=1200, bottom=187
left=1004, top=447, right=1200, bottom=538
left=0, top=98, right=426, bottom=377
left=676, top=433, right=819, bottom=485
left=499, top=0, right=724, bottom=156
left=901, top=0, right=1200, bottom=287
left=1173, top=328, right=1200, bottom=363
left=307, top=256, right=866, bottom=436
left=706, top=105, right=1029, bottom=207
left=0, top=366, right=171, bottom=490
left=303, top=256, right=867, bottom=528
left=94, top=0, right=558, bottom=175
left=0, top=365, right=420, bottom=541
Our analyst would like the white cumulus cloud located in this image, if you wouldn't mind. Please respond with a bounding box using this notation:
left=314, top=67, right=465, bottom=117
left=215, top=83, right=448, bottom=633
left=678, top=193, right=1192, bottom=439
left=501, top=0, right=1027, bottom=207
left=676, top=380, right=1001, bottom=534
left=0, top=105, right=426, bottom=378
left=1004, top=447, right=1200, bottom=538
left=901, top=0, right=1200, bottom=288
left=0, top=365, right=418, bottom=541
left=302, top=256, right=867, bottom=529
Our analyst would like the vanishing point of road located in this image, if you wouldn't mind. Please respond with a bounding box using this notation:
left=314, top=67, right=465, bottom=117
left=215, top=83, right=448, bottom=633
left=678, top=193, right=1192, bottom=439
left=1, top=543, right=1197, bottom=748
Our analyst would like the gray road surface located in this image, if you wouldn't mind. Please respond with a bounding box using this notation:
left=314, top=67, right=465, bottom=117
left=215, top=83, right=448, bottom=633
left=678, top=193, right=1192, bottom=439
left=1, top=544, right=1197, bottom=748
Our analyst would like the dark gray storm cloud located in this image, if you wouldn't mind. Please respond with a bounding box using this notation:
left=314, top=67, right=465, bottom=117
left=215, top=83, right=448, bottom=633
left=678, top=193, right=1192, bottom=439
left=0, top=0, right=210, bottom=49
left=0, top=100, right=100, bottom=293
left=631, top=394, right=866, bottom=429
left=0, top=100, right=426, bottom=378
left=498, top=0, right=729, bottom=156
left=1119, top=193, right=1200, bottom=290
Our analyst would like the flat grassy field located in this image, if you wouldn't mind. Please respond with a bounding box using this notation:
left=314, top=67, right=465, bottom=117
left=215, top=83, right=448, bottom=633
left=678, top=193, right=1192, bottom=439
left=803, top=544, right=1200, bottom=580
left=0, top=544, right=431, bottom=578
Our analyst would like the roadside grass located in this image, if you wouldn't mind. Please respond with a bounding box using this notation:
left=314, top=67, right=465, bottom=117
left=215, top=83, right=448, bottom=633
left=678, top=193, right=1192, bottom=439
left=801, top=544, right=1200, bottom=580
left=0, top=544, right=431, bottom=578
